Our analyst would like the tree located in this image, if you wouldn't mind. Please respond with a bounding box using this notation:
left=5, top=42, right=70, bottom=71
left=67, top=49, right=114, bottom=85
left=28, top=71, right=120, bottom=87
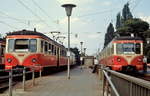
left=116, top=18, right=149, bottom=37
left=122, top=3, right=133, bottom=21
left=116, top=26, right=133, bottom=36
left=104, top=23, right=115, bottom=47
left=124, top=18, right=149, bottom=36
left=116, top=12, right=122, bottom=29
left=70, top=47, right=80, bottom=65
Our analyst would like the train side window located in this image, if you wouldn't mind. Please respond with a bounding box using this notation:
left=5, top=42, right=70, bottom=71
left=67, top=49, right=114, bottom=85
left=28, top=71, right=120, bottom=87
left=51, top=45, right=54, bottom=55
left=41, top=41, right=44, bottom=53
left=29, top=39, right=37, bottom=52
left=111, top=44, right=114, bottom=54
left=2, top=47, right=4, bottom=56
left=64, top=50, right=67, bottom=56
left=135, top=43, right=141, bottom=54
left=54, top=46, right=57, bottom=55
left=49, top=43, right=51, bottom=50
left=62, top=50, right=65, bottom=56
left=53, top=46, right=55, bottom=55
left=45, top=42, right=48, bottom=53
left=8, top=39, right=14, bottom=52
left=48, top=43, right=52, bottom=54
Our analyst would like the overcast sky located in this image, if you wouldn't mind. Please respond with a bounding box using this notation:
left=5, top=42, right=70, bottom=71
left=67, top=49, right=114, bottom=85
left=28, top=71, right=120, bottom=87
left=0, top=0, right=150, bottom=55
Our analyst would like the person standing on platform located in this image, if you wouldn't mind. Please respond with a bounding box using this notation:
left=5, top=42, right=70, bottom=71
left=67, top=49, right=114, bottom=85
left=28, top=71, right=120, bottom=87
left=143, top=56, right=147, bottom=72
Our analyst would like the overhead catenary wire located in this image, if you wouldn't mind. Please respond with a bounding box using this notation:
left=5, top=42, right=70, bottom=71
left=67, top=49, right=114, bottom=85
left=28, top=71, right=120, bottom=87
left=131, top=0, right=144, bottom=11
left=78, top=8, right=117, bottom=18
left=17, top=0, right=51, bottom=28
left=0, top=11, right=50, bottom=23
left=31, top=0, right=52, bottom=21
left=0, top=11, right=27, bottom=25
left=0, top=21, right=18, bottom=29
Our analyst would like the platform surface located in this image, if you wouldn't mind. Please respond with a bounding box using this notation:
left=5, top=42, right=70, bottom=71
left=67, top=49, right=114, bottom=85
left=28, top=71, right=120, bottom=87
left=4, top=67, right=103, bottom=96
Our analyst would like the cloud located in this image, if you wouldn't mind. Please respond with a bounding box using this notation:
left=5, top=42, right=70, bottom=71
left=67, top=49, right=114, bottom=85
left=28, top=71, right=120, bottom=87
left=101, top=1, right=112, bottom=6
left=87, top=33, right=100, bottom=39
left=140, top=16, right=150, bottom=24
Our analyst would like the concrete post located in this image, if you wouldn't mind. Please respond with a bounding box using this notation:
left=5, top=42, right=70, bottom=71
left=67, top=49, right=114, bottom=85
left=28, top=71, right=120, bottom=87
left=9, top=69, right=13, bottom=96
left=22, top=67, right=26, bottom=91
left=32, top=68, right=35, bottom=86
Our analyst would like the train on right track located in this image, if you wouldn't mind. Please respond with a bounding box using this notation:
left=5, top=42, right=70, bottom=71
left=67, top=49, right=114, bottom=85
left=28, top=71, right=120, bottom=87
left=98, top=36, right=145, bottom=72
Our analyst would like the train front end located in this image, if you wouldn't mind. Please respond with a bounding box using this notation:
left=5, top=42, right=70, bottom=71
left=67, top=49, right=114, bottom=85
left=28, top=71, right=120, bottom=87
left=113, top=39, right=144, bottom=71
left=5, top=35, right=41, bottom=71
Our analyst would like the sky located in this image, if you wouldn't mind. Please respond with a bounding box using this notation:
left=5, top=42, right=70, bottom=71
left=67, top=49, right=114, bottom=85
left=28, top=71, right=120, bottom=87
left=0, top=0, right=150, bottom=55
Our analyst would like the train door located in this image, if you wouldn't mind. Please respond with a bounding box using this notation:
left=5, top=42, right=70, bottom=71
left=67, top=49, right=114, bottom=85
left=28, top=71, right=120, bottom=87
left=57, top=47, right=60, bottom=67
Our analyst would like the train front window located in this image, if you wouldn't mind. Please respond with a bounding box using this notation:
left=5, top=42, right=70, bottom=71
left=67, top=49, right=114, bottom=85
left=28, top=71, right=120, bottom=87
left=8, top=39, right=15, bottom=52
left=15, top=39, right=29, bottom=52
left=135, top=43, right=141, bottom=54
left=116, top=43, right=141, bottom=54
left=29, top=39, right=37, bottom=52
left=13, top=39, right=37, bottom=52
left=123, top=43, right=134, bottom=54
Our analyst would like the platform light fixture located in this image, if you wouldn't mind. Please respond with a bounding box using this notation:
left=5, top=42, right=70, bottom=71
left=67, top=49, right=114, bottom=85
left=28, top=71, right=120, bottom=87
left=62, top=4, right=76, bottom=79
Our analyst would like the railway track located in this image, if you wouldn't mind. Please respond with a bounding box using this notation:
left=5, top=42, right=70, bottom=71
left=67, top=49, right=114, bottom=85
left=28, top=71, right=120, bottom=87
left=130, top=71, right=150, bottom=81
left=139, top=76, right=150, bottom=81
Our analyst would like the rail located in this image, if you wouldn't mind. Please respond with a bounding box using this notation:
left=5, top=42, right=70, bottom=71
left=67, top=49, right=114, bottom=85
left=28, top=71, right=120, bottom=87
left=0, top=67, right=42, bottom=96
left=98, top=67, right=150, bottom=96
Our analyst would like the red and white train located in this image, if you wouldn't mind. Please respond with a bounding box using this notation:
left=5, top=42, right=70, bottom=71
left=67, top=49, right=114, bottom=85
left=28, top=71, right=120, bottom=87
left=0, top=38, right=5, bottom=69
left=5, top=30, right=76, bottom=71
left=99, top=36, right=144, bottom=72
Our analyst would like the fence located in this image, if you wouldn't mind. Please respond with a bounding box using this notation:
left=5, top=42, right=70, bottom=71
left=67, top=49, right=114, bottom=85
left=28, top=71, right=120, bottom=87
left=98, top=68, right=150, bottom=96
left=0, top=67, right=42, bottom=96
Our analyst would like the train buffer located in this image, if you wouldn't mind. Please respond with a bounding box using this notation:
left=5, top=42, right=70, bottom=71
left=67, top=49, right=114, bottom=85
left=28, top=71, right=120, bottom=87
left=2, top=67, right=103, bottom=96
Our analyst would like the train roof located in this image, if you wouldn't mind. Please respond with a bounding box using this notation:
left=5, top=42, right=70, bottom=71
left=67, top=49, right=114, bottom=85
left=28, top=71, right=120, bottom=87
left=114, top=36, right=142, bottom=41
left=6, top=29, right=65, bottom=48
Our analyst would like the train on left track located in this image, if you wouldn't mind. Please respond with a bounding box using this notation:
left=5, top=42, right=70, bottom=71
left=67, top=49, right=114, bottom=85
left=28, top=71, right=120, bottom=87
left=4, top=29, right=76, bottom=71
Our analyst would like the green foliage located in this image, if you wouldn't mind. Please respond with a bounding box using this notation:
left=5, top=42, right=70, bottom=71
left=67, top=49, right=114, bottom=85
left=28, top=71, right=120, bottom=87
left=116, top=12, right=122, bottom=29
left=104, top=23, right=114, bottom=47
left=116, top=18, right=149, bottom=37
left=116, top=26, right=133, bottom=36
left=122, top=3, right=133, bottom=21
left=125, top=18, right=149, bottom=33
left=143, top=29, right=150, bottom=38
left=70, top=47, right=80, bottom=65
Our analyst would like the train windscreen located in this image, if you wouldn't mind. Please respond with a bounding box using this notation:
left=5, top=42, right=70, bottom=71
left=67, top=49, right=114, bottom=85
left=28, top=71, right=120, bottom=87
left=8, top=39, right=37, bottom=52
left=116, top=43, right=141, bottom=54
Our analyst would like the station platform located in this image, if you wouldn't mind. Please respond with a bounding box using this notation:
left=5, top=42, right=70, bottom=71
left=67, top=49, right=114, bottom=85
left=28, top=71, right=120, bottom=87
left=3, top=66, right=103, bottom=96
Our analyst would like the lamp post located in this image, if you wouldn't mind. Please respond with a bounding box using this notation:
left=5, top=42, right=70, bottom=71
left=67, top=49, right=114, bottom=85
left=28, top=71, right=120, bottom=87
left=80, top=41, right=83, bottom=68
left=80, top=42, right=83, bottom=55
left=62, top=4, right=76, bottom=79
left=84, top=48, right=86, bottom=56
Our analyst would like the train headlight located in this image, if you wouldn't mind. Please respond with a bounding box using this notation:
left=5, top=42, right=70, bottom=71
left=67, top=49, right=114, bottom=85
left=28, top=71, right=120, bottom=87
left=32, top=58, right=36, bottom=63
left=7, top=58, right=12, bottom=63
left=138, top=58, right=142, bottom=62
left=117, top=58, right=121, bottom=62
